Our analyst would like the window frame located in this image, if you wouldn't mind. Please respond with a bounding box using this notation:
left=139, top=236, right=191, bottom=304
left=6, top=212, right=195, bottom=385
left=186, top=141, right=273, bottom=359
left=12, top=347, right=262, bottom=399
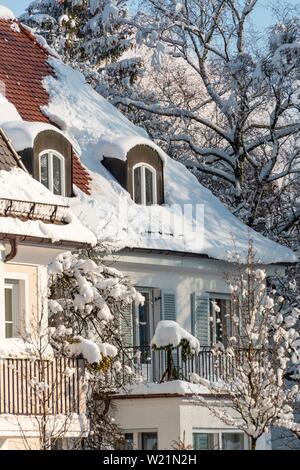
left=193, top=429, right=248, bottom=450
left=132, top=163, right=157, bottom=205
left=39, top=150, right=65, bottom=196
left=208, top=293, right=231, bottom=345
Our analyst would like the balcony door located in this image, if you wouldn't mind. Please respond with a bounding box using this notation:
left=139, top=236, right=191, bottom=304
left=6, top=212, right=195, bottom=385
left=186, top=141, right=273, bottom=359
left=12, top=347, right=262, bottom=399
left=134, top=289, right=156, bottom=354
left=4, top=280, right=19, bottom=338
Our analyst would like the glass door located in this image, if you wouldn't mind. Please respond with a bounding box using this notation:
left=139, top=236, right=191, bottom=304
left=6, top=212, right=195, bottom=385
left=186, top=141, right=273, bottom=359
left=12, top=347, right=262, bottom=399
left=4, top=280, right=19, bottom=338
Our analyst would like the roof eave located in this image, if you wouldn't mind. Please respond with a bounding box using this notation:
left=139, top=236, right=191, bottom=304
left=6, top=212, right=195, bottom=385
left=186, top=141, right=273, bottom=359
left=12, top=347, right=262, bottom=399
left=0, top=233, right=93, bottom=250
left=118, top=246, right=297, bottom=267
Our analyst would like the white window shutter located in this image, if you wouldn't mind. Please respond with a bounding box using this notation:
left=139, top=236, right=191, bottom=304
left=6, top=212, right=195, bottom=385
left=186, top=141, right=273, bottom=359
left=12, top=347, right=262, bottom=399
left=191, top=293, right=210, bottom=346
left=120, top=303, right=133, bottom=347
left=161, top=290, right=176, bottom=321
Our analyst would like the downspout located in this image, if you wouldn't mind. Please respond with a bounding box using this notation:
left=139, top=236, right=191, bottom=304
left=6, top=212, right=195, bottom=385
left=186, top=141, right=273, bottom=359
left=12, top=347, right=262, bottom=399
left=4, top=238, right=18, bottom=262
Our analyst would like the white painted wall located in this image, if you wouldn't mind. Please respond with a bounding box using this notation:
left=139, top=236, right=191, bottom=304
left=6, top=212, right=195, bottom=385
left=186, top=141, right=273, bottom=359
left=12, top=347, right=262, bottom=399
left=107, top=251, right=284, bottom=332
left=113, top=396, right=270, bottom=450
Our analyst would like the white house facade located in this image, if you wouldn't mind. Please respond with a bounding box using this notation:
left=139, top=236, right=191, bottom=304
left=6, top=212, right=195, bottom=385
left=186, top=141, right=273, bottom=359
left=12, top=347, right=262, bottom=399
left=0, top=9, right=297, bottom=451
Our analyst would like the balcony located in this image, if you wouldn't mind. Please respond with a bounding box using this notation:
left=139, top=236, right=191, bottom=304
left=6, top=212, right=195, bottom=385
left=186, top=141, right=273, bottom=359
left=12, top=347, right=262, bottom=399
left=0, top=357, right=86, bottom=416
left=119, top=345, right=240, bottom=384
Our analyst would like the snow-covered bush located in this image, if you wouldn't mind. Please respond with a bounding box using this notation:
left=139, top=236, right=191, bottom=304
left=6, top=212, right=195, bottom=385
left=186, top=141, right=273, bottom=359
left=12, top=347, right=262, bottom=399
left=48, top=248, right=143, bottom=449
left=151, top=320, right=200, bottom=354
left=151, top=320, right=200, bottom=382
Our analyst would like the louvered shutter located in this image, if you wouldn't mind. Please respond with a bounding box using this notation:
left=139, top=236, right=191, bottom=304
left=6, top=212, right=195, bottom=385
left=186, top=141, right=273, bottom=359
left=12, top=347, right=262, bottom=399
left=191, top=293, right=210, bottom=346
left=161, top=291, right=176, bottom=321
left=120, top=303, right=133, bottom=347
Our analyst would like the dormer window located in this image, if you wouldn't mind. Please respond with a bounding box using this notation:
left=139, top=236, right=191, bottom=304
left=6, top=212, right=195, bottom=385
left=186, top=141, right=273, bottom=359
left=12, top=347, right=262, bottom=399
left=133, top=164, right=157, bottom=205
left=39, top=151, right=65, bottom=196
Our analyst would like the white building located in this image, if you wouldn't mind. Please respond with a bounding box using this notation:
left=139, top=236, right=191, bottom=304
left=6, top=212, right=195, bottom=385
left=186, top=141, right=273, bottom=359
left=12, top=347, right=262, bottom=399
left=0, top=7, right=297, bottom=450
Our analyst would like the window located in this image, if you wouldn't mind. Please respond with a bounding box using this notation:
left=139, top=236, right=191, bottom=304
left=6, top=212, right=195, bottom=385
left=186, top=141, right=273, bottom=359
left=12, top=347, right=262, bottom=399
left=4, top=280, right=19, bottom=338
left=209, top=295, right=231, bottom=345
left=193, top=431, right=245, bottom=450
left=133, top=164, right=157, bottom=205
left=133, top=289, right=155, bottom=363
left=40, top=151, right=65, bottom=195
left=193, top=433, right=219, bottom=450
left=141, top=432, right=158, bottom=450
left=124, top=433, right=134, bottom=450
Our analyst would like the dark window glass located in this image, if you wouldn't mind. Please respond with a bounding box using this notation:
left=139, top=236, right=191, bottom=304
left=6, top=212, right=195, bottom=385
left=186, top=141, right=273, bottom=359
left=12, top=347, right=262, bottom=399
left=53, top=154, right=62, bottom=195
left=40, top=153, right=49, bottom=189
left=145, top=167, right=154, bottom=205
left=134, top=166, right=142, bottom=204
left=5, top=323, right=13, bottom=339
left=141, top=432, right=157, bottom=450
left=210, top=298, right=231, bottom=345
left=124, top=433, right=134, bottom=450
left=193, top=433, right=219, bottom=450
left=139, top=292, right=150, bottom=350
left=222, top=433, right=244, bottom=450
left=5, top=288, right=12, bottom=322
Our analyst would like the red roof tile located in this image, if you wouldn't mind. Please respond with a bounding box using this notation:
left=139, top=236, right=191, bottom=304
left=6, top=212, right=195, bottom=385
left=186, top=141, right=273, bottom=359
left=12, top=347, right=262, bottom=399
left=0, top=20, right=91, bottom=194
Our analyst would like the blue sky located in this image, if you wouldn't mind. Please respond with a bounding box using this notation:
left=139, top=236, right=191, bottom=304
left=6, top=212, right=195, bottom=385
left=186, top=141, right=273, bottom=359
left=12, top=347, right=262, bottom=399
left=1, top=0, right=300, bottom=27
left=1, top=0, right=31, bottom=16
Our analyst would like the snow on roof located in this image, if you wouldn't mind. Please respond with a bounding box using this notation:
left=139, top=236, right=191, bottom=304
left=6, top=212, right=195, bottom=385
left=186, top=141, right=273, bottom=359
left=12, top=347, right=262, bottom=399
left=0, top=168, right=96, bottom=245
left=100, top=135, right=166, bottom=162
left=0, top=20, right=91, bottom=193
left=42, top=58, right=147, bottom=172
left=1, top=120, right=72, bottom=152
left=0, top=6, right=15, bottom=20
left=0, top=93, right=22, bottom=123
left=40, top=58, right=297, bottom=264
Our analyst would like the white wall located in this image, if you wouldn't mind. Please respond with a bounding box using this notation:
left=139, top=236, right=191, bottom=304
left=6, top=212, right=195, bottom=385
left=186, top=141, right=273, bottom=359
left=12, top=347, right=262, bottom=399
left=107, top=251, right=284, bottom=332
left=113, top=396, right=270, bottom=450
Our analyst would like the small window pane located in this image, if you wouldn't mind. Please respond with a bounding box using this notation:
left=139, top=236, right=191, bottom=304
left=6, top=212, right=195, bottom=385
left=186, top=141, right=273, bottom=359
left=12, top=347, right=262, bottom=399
left=5, top=288, right=12, bottom=322
left=124, top=433, right=134, bottom=450
left=53, top=155, right=63, bottom=195
left=40, top=154, right=49, bottom=189
left=193, top=433, right=219, bottom=450
left=141, top=432, right=157, bottom=450
left=145, top=168, right=154, bottom=205
left=5, top=323, right=13, bottom=339
left=134, top=167, right=142, bottom=204
left=138, top=293, right=150, bottom=353
left=222, top=433, right=244, bottom=450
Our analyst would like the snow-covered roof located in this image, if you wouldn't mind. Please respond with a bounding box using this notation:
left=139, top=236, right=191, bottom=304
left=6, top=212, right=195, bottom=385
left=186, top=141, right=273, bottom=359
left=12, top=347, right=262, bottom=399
left=0, top=120, right=71, bottom=152
left=99, top=135, right=166, bottom=162
left=0, top=93, right=21, bottom=123
left=0, top=168, right=96, bottom=246
left=0, top=15, right=296, bottom=264
left=40, top=58, right=297, bottom=264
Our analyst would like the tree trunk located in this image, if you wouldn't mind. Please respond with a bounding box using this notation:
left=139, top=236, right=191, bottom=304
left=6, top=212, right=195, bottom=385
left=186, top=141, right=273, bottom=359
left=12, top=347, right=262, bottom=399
left=251, top=437, right=257, bottom=450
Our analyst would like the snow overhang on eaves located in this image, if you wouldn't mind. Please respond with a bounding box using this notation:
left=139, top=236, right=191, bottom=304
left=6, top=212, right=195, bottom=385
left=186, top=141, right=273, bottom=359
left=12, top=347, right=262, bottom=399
left=0, top=233, right=93, bottom=250
left=1, top=120, right=74, bottom=152
left=119, top=247, right=298, bottom=267
left=99, top=135, right=167, bottom=163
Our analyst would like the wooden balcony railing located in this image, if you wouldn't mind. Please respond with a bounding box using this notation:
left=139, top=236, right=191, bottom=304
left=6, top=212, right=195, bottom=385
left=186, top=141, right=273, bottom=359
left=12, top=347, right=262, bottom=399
left=0, top=357, right=86, bottom=416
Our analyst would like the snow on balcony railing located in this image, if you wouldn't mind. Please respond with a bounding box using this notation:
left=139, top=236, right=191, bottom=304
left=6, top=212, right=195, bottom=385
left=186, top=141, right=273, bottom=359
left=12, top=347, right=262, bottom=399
left=0, top=198, right=69, bottom=225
